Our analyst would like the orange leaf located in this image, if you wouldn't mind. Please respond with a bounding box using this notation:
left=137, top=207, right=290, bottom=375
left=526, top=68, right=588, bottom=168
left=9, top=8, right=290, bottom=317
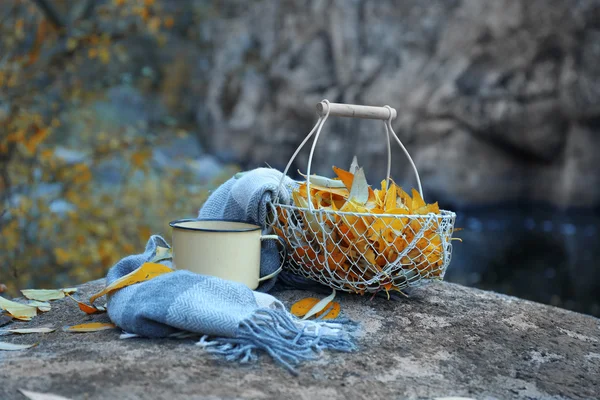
left=332, top=165, right=354, bottom=190
left=66, top=293, right=104, bottom=315
left=290, top=298, right=340, bottom=320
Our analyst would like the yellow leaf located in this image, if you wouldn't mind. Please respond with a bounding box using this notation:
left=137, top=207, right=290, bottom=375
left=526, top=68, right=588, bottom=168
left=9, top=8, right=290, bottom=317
left=89, top=262, right=173, bottom=304
left=0, top=296, right=37, bottom=320
left=290, top=298, right=340, bottom=320
left=411, top=188, right=426, bottom=211
left=63, top=322, right=116, bottom=333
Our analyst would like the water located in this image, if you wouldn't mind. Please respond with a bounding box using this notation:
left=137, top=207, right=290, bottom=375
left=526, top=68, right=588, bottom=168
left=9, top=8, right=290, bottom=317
left=445, top=205, right=600, bottom=317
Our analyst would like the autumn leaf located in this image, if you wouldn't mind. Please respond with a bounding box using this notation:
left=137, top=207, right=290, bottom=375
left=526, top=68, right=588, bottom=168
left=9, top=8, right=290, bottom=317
left=291, top=296, right=340, bottom=320
left=65, top=293, right=104, bottom=315
left=0, top=296, right=37, bottom=321
left=89, top=262, right=173, bottom=304
left=0, top=342, right=37, bottom=351
left=21, top=288, right=77, bottom=302
left=0, top=327, right=54, bottom=335
left=63, top=322, right=116, bottom=333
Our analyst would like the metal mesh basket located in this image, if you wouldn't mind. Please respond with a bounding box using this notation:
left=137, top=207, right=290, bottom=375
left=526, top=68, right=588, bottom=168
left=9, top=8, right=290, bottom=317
left=272, top=100, right=457, bottom=295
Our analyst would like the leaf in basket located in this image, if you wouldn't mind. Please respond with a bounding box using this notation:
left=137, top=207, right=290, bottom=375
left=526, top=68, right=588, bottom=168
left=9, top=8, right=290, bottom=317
left=349, top=155, right=359, bottom=174
left=384, top=181, right=398, bottom=211
left=89, top=262, right=173, bottom=305
left=290, top=297, right=340, bottom=320
left=298, top=171, right=346, bottom=188
left=396, top=186, right=412, bottom=210
left=411, top=188, right=426, bottom=211
left=348, top=167, right=369, bottom=205
left=332, top=165, right=355, bottom=190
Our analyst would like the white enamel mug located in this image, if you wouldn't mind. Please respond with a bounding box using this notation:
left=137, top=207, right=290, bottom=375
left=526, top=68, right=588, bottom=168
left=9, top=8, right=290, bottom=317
left=169, top=219, right=286, bottom=290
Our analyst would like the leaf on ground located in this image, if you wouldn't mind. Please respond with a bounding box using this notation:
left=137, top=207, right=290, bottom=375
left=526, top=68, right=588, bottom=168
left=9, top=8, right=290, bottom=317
left=0, top=341, right=37, bottom=351
left=290, top=297, right=340, bottom=320
left=63, top=322, right=116, bottom=333
left=27, top=301, right=51, bottom=312
left=89, top=262, right=173, bottom=305
left=65, top=294, right=104, bottom=315
left=21, top=288, right=77, bottom=302
left=0, top=296, right=37, bottom=321
left=19, top=389, right=73, bottom=400
left=0, top=327, right=54, bottom=335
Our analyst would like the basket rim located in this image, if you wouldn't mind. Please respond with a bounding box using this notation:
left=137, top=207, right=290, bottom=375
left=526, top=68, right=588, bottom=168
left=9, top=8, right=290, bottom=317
left=274, top=203, right=456, bottom=219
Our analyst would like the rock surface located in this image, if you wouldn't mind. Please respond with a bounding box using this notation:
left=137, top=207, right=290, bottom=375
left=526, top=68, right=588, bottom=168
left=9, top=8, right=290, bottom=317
left=1, top=279, right=598, bottom=400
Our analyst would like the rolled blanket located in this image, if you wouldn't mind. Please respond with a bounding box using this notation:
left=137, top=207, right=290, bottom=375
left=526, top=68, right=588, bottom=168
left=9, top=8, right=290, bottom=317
left=106, top=236, right=355, bottom=374
left=199, top=168, right=296, bottom=291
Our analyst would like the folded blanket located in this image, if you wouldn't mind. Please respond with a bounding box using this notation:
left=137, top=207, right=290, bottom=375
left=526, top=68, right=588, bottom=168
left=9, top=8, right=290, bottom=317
left=105, top=168, right=355, bottom=373
left=199, top=168, right=296, bottom=292
left=107, top=236, right=355, bottom=373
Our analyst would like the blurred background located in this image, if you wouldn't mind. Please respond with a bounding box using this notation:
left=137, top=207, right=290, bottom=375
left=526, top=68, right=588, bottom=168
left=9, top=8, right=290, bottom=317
left=1, top=0, right=599, bottom=317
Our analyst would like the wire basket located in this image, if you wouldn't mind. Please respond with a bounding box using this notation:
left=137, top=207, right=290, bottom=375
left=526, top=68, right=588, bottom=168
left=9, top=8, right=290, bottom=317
left=272, top=100, right=457, bottom=295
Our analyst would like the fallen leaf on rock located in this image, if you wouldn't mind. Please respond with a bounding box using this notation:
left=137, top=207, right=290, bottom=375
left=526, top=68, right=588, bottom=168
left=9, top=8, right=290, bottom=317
left=291, top=297, right=340, bottom=320
left=19, top=389, right=73, bottom=400
left=90, top=262, right=173, bottom=305
left=0, top=296, right=37, bottom=321
left=65, top=293, right=104, bottom=314
left=21, top=288, right=77, bottom=302
left=27, top=301, right=51, bottom=312
left=0, top=341, right=37, bottom=351
left=63, top=322, right=116, bottom=333
left=0, top=327, right=54, bottom=335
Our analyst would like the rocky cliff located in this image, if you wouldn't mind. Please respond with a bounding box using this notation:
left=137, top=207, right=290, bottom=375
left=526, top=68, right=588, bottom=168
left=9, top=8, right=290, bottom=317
left=194, top=0, right=600, bottom=208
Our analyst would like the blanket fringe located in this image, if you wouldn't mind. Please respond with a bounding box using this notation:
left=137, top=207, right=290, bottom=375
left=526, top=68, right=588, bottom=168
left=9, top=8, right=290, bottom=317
left=196, top=308, right=356, bottom=374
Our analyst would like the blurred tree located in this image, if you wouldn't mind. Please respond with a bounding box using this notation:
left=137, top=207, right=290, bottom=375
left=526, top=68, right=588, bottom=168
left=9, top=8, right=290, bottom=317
left=0, top=0, right=233, bottom=295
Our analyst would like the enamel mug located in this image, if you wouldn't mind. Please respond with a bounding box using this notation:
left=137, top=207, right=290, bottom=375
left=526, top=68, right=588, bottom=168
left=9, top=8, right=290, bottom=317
left=169, top=219, right=286, bottom=290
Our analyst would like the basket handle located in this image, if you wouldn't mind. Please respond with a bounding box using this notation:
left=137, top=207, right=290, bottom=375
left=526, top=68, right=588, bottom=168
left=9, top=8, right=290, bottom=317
left=275, top=100, right=423, bottom=209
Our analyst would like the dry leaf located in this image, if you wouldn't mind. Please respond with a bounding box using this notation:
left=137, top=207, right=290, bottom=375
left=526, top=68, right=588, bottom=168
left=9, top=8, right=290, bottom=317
left=0, top=296, right=37, bottom=321
left=21, top=288, right=77, bottom=302
left=0, top=341, right=37, bottom=351
left=0, top=327, right=54, bottom=335
left=348, top=167, right=369, bottom=205
left=27, top=301, right=51, bottom=312
left=290, top=297, right=340, bottom=320
left=150, top=246, right=172, bottom=263
left=349, top=155, right=359, bottom=174
left=19, top=389, right=73, bottom=400
left=282, top=162, right=453, bottom=295
left=89, top=262, right=173, bottom=304
left=63, top=322, right=116, bottom=333
left=65, top=294, right=104, bottom=315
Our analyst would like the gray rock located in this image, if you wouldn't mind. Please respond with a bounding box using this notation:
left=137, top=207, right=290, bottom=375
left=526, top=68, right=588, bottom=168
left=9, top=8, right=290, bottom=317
left=0, top=279, right=598, bottom=399
left=191, top=0, right=600, bottom=208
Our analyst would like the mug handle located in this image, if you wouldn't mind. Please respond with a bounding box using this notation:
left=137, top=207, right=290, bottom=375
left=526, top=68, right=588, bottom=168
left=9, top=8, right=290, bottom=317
left=258, top=235, right=288, bottom=282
